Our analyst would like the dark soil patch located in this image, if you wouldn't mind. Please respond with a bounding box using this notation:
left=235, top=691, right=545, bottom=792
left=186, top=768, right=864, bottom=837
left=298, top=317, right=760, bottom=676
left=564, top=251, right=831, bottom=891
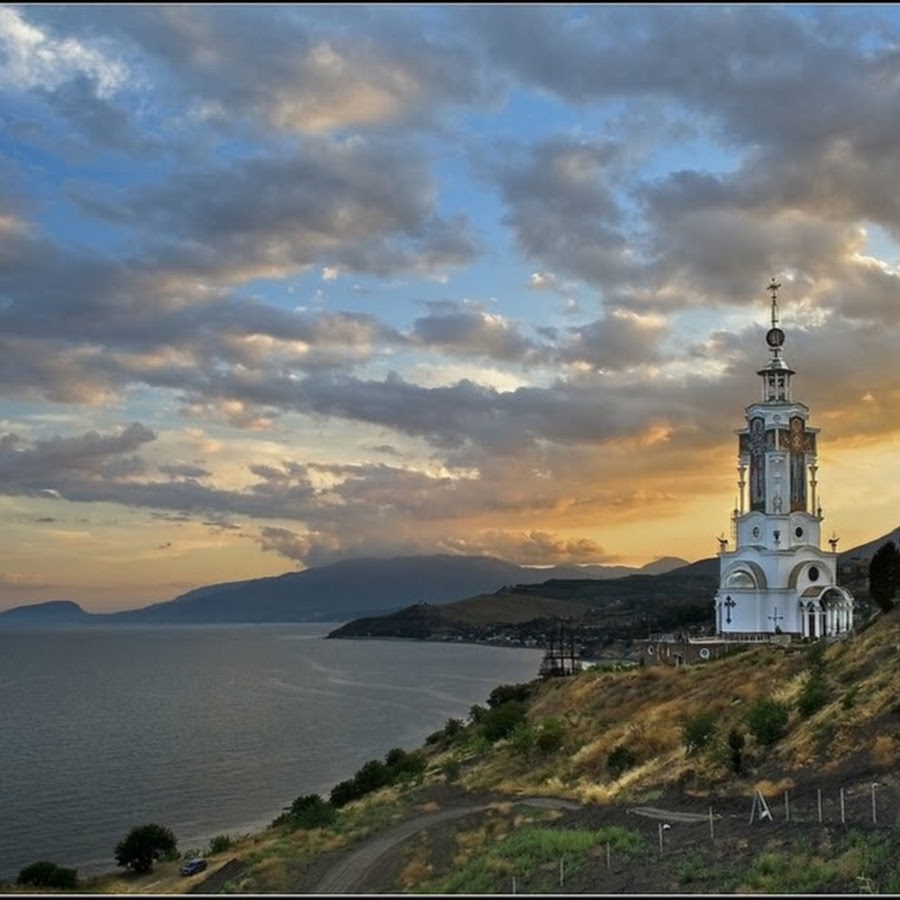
left=294, top=768, right=900, bottom=894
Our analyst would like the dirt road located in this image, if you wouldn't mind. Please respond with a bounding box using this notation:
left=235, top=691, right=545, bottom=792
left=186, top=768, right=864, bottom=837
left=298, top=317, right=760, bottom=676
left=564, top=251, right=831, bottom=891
left=311, top=796, right=581, bottom=893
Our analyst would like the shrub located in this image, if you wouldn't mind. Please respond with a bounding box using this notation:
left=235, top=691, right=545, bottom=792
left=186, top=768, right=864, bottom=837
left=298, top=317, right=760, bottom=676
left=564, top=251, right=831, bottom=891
left=441, top=757, right=462, bottom=782
left=16, top=861, right=78, bottom=889
left=114, top=823, right=178, bottom=874
left=681, top=710, right=717, bottom=755
left=277, top=794, right=336, bottom=829
left=487, top=683, right=531, bottom=708
left=426, top=717, right=464, bottom=747
left=510, top=721, right=536, bottom=756
left=804, top=640, right=827, bottom=674
left=535, top=717, right=565, bottom=754
left=478, top=699, right=528, bottom=742
left=353, top=758, right=390, bottom=794
left=207, top=834, right=233, bottom=854
left=607, top=743, right=639, bottom=778
left=746, top=696, right=790, bottom=746
left=797, top=675, right=829, bottom=718
left=329, top=778, right=362, bottom=808
left=385, top=747, right=427, bottom=780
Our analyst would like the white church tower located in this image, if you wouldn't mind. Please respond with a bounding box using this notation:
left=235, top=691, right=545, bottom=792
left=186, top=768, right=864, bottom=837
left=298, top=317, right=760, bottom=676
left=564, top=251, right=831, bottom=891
left=714, top=280, right=854, bottom=640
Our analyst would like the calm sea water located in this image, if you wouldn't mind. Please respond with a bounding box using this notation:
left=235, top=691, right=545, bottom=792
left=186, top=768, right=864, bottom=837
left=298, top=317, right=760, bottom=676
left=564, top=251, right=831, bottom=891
left=0, top=624, right=543, bottom=881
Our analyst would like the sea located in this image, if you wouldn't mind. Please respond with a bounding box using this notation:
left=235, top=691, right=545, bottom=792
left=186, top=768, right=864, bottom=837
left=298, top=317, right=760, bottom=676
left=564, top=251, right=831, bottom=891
left=0, top=623, right=544, bottom=881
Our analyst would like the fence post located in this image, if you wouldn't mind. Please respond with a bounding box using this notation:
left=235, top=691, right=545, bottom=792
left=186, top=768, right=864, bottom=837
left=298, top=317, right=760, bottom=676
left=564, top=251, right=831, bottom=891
left=872, top=783, right=878, bottom=825
left=606, top=842, right=611, bottom=869
left=840, top=788, right=845, bottom=825
left=784, top=790, right=790, bottom=823
left=658, top=822, right=670, bottom=852
left=559, top=856, right=564, bottom=888
left=817, top=788, right=822, bottom=824
left=709, top=806, right=715, bottom=840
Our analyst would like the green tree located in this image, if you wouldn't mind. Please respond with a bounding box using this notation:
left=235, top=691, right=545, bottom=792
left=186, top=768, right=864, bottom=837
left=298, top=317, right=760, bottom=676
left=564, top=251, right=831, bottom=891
left=869, top=540, right=900, bottom=613
left=114, top=823, right=178, bottom=874
left=16, top=861, right=78, bottom=889
left=746, top=696, right=790, bottom=746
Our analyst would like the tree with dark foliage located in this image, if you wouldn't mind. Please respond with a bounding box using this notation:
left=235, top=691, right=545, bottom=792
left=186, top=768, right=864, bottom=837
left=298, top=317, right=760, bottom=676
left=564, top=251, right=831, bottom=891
left=869, top=540, right=900, bottom=613
left=114, top=823, right=178, bottom=874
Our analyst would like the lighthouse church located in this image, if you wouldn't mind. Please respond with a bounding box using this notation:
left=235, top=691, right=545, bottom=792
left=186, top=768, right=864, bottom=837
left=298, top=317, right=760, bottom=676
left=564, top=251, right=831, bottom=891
left=713, top=280, right=855, bottom=640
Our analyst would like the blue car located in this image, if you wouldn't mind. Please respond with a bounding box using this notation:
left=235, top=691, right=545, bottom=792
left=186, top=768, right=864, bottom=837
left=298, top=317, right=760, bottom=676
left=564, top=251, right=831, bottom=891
left=180, top=858, right=208, bottom=877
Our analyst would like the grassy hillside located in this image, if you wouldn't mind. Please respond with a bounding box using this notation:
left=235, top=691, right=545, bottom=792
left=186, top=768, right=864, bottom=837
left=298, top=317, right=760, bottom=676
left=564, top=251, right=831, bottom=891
left=51, top=604, right=900, bottom=895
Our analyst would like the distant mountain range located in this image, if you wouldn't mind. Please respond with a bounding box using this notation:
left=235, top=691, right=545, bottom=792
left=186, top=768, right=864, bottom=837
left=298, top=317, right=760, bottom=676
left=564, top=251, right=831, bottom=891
left=0, top=554, right=690, bottom=626
left=1, top=525, right=890, bottom=629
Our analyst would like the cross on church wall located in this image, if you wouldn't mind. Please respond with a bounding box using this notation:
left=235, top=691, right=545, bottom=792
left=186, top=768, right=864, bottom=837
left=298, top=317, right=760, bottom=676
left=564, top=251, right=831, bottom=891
left=723, top=595, right=736, bottom=624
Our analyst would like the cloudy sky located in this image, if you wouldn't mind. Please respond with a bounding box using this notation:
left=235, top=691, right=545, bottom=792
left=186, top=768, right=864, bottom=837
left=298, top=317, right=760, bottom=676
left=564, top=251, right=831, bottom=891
left=3, top=4, right=900, bottom=612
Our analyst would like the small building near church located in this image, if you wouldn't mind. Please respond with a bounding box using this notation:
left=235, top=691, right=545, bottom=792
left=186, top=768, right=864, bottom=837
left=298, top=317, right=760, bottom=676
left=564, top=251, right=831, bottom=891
left=713, top=279, right=855, bottom=640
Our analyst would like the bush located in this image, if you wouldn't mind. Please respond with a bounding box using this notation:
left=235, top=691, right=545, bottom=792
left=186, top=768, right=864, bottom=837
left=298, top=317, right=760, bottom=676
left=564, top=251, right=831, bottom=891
left=746, top=696, right=790, bottom=746
left=114, top=823, right=178, bottom=874
left=478, top=699, right=528, bottom=742
left=510, top=721, right=536, bottom=756
left=329, top=746, right=427, bottom=809
left=353, top=759, right=390, bottom=794
left=277, top=794, right=336, bottom=829
left=797, top=675, right=829, bottom=718
left=16, top=861, right=78, bottom=889
left=681, top=710, right=717, bottom=755
left=207, top=834, right=233, bottom=854
left=607, top=743, right=639, bottom=778
left=487, top=683, right=531, bottom=708
left=535, top=718, right=565, bottom=754
left=384, top=747, right=427, bottom=780
left=329, top=778, right=362, bottom=808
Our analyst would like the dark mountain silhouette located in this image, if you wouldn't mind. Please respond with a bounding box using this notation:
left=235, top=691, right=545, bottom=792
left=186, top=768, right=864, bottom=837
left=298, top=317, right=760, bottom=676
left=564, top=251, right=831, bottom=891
left=0, top=599, right=92, bottom=625
left=0, top=554, right=688, bottom=626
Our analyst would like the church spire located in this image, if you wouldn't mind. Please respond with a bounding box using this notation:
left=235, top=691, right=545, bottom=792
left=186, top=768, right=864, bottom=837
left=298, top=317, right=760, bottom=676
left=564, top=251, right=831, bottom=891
left=758, top=276, right=793, bottom=403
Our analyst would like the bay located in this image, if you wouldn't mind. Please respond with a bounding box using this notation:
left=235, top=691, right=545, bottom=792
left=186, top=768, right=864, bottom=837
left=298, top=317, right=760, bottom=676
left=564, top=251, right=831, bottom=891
left=0, top=623, right=543, bottom=881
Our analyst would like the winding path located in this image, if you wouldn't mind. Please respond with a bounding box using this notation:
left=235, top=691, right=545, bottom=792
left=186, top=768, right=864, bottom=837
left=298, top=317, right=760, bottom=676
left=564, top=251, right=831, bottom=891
left=312, top=797, right=581, bottom=893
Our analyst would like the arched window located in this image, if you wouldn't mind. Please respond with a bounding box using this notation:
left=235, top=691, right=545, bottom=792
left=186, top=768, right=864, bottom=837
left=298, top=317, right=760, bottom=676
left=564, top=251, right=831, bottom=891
left=724, top=569, right=756, bottom=589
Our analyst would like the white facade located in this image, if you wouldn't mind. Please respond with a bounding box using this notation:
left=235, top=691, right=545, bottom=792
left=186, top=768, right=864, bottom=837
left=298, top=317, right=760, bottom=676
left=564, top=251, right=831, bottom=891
left=714, top=281, right=855, bottom=639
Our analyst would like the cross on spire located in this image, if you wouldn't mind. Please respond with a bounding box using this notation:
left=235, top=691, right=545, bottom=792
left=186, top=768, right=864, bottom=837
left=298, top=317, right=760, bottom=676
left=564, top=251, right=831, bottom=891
left=767, top=277, right=781, bottom=328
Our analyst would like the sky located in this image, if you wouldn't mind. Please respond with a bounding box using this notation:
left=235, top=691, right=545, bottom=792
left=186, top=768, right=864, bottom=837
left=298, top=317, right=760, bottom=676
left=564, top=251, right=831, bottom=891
left=3, top=4, right=900, bottom=613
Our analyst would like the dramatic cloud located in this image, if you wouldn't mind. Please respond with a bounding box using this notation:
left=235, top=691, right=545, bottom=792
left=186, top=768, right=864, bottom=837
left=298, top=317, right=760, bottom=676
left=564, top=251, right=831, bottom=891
left=3, top=4, right=900, bottom=610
